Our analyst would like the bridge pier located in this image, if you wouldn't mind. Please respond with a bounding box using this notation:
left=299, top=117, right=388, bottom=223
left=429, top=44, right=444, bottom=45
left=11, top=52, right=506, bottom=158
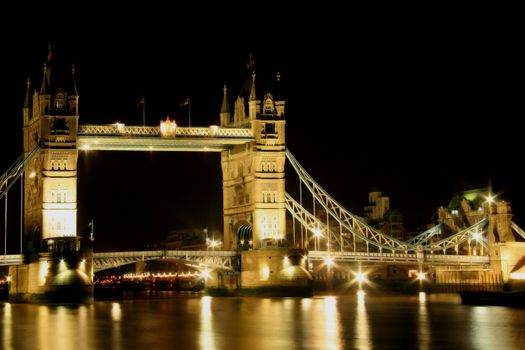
left=8, top=250, right=93, bottom=303
left=238, top=249, right=312, bottom=296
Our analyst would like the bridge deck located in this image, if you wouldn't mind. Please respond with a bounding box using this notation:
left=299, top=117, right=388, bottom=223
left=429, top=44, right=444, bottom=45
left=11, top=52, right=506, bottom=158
left=1, top=251, right=490, bottom=268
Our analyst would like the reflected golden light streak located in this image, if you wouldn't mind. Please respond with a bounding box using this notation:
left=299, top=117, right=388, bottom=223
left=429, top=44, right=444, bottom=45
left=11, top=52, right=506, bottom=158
left=355, top=293, right=371, bottom=350
left=111, top=302, right=122, bottom=321
left=37, top=306, right=50, bottom=348
left=357, top=290, right=366, bottom=309
left=2, top=303, right=12, bottom=350
left=55, top=307, right=70, bottom=350
left=200, top=296, right=216, bottom=350
left=418, top=296, right=431, bottom=350
left=323, top=297, right=341, bottom=350
left=301, top=298, right=312, bottom=310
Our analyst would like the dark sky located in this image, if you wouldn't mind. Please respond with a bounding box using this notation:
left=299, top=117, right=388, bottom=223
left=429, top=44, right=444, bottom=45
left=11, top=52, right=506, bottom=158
left=1, top=7, right=521, bottom=251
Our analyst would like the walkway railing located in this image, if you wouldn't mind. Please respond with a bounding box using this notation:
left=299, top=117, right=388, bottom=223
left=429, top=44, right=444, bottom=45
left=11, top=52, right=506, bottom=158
left=78, top=125, right=254, bottom=138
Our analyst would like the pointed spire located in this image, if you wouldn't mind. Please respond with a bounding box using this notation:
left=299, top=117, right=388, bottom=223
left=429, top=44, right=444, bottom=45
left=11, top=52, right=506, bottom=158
left=274, top=71, right=282, bottom=101
left=221, top=84, right=230, bottom=114
left=249, top=71, right=256, bottom=101
left=40, top=63, right=47, bottom=94
left=71, top=64, right=78, bottom=95
left=24, top=78, right=31, bottom=108
left=47, top=43, right=52, bottom=63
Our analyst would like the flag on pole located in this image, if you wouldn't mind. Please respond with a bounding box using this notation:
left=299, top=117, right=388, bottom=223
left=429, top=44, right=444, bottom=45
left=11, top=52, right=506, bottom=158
left=137, top=96, right=145, bottom=108
left=179, top=97, right=190, bottom=107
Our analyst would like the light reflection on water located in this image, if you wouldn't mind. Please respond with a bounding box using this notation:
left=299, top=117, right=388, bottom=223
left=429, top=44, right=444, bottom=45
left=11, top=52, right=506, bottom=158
left=417, top=293, right=431, bottom=350
left=199, top=296, right=215, bottom=350
left=355, top=292, right=371, bottom=350
left=1, top=294, right=524, bottom=349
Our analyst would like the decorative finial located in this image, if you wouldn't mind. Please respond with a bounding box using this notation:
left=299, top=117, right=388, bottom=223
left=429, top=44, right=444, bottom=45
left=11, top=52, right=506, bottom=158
left=223, top=84, right=227, bottom=94
left=72, top=64, right=75, bottom=74
left=276, top=71, right=281, bottom=82
left=252, top=71, right=256, bottom=80
left=26, top=77, right=31, bottom=87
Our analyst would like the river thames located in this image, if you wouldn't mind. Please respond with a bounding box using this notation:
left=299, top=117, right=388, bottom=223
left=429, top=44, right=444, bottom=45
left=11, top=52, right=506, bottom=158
left=1, top=293, right=524, bottom=349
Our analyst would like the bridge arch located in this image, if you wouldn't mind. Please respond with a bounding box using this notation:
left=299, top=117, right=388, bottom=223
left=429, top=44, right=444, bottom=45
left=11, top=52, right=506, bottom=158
left=236, top=223, right=253, bottom=250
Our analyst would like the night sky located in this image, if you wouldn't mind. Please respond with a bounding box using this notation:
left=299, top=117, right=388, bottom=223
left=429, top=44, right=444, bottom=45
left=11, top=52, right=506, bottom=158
left=1, top=7, right=521, bottom=251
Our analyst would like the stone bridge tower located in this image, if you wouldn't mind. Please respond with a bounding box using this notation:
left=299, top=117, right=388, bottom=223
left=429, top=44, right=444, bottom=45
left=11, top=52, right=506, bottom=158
left=12, top=49, right=91, bottom=303
left=221, top=72, right=286, bottom=250
left=22, top=50, right=80, bottom=256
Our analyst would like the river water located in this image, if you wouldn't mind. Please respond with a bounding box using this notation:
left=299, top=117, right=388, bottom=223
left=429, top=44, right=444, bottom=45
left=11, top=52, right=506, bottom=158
left=1, top=293, right=524, bottom=349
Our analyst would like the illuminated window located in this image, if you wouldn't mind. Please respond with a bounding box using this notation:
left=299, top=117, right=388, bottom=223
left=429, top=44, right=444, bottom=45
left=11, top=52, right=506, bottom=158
left=55, top=91, right=66, bottom=110
left=262, top=191, right=277, bottom=203
left=263, top=94, right=274, bottom=115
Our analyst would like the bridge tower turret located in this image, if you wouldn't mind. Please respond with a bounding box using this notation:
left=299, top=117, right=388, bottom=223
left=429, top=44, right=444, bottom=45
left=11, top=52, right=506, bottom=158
left=220, top=84, right=231, bottom=127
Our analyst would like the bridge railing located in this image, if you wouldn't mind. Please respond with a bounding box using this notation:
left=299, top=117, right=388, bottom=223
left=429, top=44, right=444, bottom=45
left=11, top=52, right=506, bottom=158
left=93, top=250, right=238, bottom=258
left=308, top=251, right=490, bottom=265
left=78, top=125, right=254, bottom=138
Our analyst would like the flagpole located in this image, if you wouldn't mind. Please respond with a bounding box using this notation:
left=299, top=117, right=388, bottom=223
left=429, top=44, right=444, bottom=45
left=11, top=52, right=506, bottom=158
left=143, top=96, right=146, bottom=126
left=188, top=97, right=191, bottom=127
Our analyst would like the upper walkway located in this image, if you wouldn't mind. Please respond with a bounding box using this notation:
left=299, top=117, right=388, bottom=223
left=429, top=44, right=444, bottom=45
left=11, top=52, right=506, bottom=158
left=77, top=125, right=254, bottom=152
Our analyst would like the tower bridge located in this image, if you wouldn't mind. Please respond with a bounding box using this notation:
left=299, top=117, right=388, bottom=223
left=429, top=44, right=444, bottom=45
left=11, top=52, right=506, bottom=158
left=1, top=51, right=525, bottom=301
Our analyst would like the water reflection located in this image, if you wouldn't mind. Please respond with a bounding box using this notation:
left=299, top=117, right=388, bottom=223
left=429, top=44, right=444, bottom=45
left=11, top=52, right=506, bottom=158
left=111, top=302, right=122, bottom=321
left=417, top=293, right=431, bottom=350
left=469, top=306, right=522, bottom=349
left=111, top=302, right=123, bottom=350
left=419, top=291, right=426, bottom=303
left=354, top=293, right=371, bottom=350
left=323, top=297, right=341, bottom=350
left=301, top=298, right=312, bottom=310
left=200, top=296, right=216, bottom=350
left=1, top=294, right=524, bottom=349
left=2, top=303, right=12, bottom=350
left=37, top=306, right=49, bottom=348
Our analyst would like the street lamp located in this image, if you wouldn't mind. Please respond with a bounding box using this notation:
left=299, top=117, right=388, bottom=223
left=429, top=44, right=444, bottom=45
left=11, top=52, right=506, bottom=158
left=207, top=238, right=222, bottom=251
